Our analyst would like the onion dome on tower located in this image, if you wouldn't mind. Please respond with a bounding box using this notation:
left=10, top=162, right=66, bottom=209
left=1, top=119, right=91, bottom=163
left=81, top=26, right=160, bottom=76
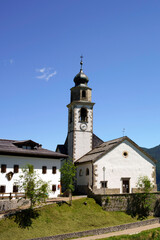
left=74, top=56, right=89, bottom=86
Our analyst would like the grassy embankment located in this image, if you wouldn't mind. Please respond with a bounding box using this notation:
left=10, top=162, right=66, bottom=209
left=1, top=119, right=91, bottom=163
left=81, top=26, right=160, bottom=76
left=0, top=198, right=152, bottom=240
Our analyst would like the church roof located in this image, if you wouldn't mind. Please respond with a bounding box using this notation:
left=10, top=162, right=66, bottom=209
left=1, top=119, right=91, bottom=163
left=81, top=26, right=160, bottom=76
left=75, top=136, right=157, bottom=164
left=0, top=139, right=68, bottom=159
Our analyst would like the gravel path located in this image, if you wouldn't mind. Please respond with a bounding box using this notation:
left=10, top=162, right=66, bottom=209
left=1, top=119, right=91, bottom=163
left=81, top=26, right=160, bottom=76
left=72, top=223, right=160, bottom=240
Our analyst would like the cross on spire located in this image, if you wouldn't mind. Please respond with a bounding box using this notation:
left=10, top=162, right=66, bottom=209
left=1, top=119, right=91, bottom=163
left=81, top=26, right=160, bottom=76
left=80, top=55, right=83, bottom=70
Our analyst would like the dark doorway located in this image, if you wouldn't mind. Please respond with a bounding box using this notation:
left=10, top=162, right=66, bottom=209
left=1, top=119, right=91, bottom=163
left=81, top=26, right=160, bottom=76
left=122, top=179, right=130, bottom=193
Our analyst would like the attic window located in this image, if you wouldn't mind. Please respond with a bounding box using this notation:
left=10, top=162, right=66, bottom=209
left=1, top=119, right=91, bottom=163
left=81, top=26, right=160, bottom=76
left=22, top=146, right=31, bottom=149
left=123, top=151, right=128, bottom=158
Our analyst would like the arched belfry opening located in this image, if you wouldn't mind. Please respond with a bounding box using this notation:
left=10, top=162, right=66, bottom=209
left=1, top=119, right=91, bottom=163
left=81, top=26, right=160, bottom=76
left=69, top=108, right=72, bottom=123
left=80, top=108, right=87, bottom=122
left=82, top=90, right=86, bottom=99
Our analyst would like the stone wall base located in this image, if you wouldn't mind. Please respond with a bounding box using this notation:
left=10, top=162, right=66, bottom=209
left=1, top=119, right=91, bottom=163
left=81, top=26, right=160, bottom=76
left=0, top=199, right=30, bottom=213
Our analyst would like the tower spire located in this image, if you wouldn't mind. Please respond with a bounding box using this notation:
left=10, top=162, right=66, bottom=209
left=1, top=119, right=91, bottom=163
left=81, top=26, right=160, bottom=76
left=80, top=55, right=83, bottom=71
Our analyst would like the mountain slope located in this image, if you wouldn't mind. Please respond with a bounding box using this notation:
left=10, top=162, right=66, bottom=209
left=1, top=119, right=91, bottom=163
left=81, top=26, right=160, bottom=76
left=142, top=145, right=160, bottom=190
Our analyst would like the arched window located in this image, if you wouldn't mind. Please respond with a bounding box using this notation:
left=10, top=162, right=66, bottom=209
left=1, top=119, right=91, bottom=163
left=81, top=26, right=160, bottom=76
left=79, top=169, right=83, bottom=176
left=86, top=168, right=89, bottom=176
left=80, top=108, right=87, bottom=122
left=82, top=90, right=86, bottom=99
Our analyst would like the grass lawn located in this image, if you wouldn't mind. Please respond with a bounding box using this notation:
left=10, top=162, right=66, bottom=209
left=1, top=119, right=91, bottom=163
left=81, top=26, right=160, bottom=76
left=0, top=198, right=153, bottom=240
left=101, top=228, right=160, bottom=239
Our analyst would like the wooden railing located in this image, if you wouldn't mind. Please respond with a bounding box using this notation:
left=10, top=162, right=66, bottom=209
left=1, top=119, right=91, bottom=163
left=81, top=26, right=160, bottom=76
left=0, top=192, right=25, bottom=200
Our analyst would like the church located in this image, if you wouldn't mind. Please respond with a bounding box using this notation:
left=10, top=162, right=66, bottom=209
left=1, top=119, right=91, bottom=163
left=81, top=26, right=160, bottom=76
left=57, top=58, right=157, bottom=195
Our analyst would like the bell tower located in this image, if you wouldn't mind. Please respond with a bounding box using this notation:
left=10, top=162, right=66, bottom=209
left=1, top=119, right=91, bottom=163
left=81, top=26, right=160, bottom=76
left=67, top=57, right=95, bottom=162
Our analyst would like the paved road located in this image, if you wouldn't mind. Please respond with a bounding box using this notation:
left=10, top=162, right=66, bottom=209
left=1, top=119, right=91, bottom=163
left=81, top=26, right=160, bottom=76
left=73, top=223, right=160, bottom=240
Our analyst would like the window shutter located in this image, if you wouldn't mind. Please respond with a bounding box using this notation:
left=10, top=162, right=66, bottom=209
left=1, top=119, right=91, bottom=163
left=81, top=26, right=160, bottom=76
left=1, top=165, right=6, bottom=173
left=52, top=185, right=56, bottom=192
left=0, top=186, right=6, bottom=193
left=52, top=167, right=56, bottom=174
left=42, top=166, right=47, bottom=174
left=13, top=185, right=18, bottom=193
left=14, top=165, right=19, bottom=173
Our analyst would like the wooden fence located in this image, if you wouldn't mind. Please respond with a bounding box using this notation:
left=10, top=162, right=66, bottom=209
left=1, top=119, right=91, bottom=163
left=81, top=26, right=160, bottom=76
left=0, top=192, right=25, bottom=200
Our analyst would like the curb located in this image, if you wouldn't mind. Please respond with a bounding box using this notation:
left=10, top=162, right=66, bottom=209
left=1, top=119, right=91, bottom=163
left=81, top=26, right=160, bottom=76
left=29, top=218, right=160, bottom=240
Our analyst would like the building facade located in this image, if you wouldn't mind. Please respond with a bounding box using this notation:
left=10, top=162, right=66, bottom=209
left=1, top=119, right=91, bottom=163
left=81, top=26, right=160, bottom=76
left=0, top=139, right=67, bottom=198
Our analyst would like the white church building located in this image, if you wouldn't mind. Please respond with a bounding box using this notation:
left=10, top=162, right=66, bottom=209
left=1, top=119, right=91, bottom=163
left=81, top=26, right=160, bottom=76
left=0, top=139, right=67, bottom=198
left=57, top=58, right=157, bottom=195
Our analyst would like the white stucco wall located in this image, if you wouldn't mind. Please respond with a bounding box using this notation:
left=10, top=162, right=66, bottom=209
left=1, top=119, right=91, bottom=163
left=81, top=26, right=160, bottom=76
left=95, top=140, right=156, bottom=193
left=0, top=155, right=61, bottom=197
left=77, top=163, right=92, bottom=186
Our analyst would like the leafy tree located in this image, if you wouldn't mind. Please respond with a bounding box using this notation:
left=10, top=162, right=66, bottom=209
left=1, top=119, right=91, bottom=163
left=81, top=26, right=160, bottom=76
left=16, top=164, right=50, bottom=208
left=60, top=159, right=76, bottom=206
left=127, top=176, right=154, bottom=220
left=137, top=175, right=154, bottom=193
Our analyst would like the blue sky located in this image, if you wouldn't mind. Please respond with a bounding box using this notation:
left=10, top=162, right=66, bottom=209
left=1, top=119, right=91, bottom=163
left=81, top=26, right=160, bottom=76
left=0, top=0, right=160, bottom=150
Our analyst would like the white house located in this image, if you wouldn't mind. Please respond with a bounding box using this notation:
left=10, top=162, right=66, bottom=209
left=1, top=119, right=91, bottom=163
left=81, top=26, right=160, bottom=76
left=0, top=139, right=67, bottom=198
left=57, top=58, right=157, bottom=195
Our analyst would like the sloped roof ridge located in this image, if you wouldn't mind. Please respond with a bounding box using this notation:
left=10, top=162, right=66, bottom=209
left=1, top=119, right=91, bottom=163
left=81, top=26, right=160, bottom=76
left=75, top=136, right=157, bottom=164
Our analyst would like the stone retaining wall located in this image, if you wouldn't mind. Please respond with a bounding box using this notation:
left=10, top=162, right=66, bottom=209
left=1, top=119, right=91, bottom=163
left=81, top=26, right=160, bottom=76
left=29, top=218, right=160, bottom=240
left=88, top=191, right=160, bottom=212
left=0, top=199, right=30, bottom=213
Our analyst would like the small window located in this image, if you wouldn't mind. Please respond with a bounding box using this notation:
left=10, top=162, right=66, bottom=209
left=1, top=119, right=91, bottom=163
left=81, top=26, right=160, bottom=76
left=52, top=185, right=56, bottom=192
left=52, top=166, right=56, bottom=174
left=101, top=181, right=107, bottom=188
left=14, top=165, right=19, bottom=173
left=0, top=185, right=6, bottom=193
left=123, top=151, right=128, bottom=158
left=82, top=90, right=86, bottom=98
left=86, top=168, right=89, bottom=176
left=27, top=146, right=31, bottom=150
left=13, top=185, right=18, bottom=193
left=79, top=169, right=83, bottom=176
left=1, top=164, right=6, bottom=173
left=42, top=166, right=47, bottom=174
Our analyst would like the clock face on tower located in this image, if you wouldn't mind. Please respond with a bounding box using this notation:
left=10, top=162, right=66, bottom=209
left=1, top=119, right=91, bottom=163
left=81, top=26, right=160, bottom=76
left=80, top=123, right=87, bottom=131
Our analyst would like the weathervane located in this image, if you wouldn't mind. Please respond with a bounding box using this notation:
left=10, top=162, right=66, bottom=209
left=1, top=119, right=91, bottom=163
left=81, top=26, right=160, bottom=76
left=123, top=128, right=125, bottom=137
left=80, top=55, right=83, bottom=70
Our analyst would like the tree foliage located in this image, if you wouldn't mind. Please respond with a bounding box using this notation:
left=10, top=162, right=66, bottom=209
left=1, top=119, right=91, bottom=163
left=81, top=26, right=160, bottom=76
left=17, top=164, right=50, bottom=208
left=127, top=176, right=154, bottom=220
left=60, top=159, right=76, bottom=205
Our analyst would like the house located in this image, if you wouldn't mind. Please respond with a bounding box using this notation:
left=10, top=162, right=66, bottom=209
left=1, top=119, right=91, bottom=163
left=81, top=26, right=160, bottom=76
left=0, top=139, right=67, bottom=198
left=57, top=57, right=157, bottom=195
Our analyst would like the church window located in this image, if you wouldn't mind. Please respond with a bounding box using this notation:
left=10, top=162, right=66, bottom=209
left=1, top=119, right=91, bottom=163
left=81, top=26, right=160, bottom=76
left=13, top=185, right=18, bottom=193
left=82, top=90, right=86, bottom=99
left=42, top=166, right=47, bottom=174
left=0, top=185, right=6, bottom=193
left=52, top=166, right=57, bottom=174
left=1, top=164, right=6, bottom=173
left=14, top=165, right=19, bottom=173
left=52, top=185, right=56, bottom=192
left=101, top=181, right=107, bottom=188
left=86, top=168, right=89, bottom=176
left=80, top=108, right=87, bottom=122
left=79, top=169, right=83, bottom=176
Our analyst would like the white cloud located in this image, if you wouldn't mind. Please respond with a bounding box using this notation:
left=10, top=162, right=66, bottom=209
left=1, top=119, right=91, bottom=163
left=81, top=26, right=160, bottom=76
left=36, top=67, right=57, bottom=81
